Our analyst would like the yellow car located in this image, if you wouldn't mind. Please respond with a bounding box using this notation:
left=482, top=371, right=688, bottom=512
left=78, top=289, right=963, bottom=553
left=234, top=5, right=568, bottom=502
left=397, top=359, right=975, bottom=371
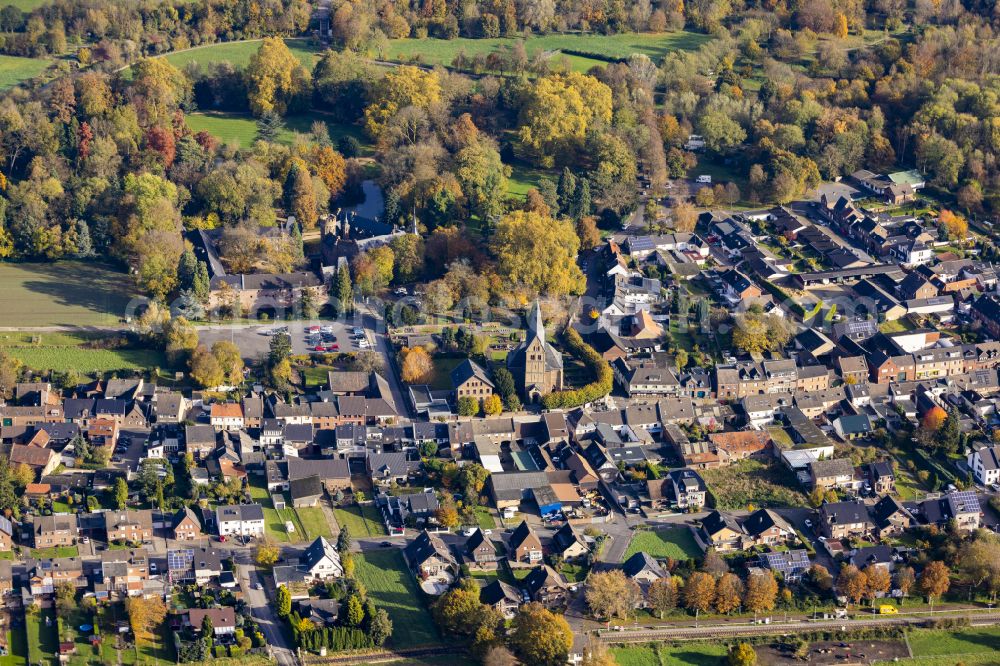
left=878, top=605, right=898, bottom=614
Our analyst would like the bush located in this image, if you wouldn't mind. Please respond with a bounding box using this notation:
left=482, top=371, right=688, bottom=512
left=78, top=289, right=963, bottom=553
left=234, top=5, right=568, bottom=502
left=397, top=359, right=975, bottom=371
left=541, top=328, right=612, bottom=409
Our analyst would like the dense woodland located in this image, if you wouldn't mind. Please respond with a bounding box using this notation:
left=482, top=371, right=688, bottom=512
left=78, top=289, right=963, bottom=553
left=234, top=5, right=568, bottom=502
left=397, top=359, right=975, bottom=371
left=0, top=0, right=1000, bottom=304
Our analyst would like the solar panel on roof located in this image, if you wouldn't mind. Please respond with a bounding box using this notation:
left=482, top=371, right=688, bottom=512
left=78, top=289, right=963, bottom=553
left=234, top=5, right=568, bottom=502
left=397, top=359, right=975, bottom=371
left=167, top=549, right=194, bottom=571
left=629, top=237, right=655, bottom=251
left=949, top=490, right=980, bottom=512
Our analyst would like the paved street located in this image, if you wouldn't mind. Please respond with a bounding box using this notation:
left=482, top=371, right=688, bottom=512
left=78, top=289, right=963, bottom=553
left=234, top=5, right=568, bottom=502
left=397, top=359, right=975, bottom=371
left=234, top=550, right=298, bottom=666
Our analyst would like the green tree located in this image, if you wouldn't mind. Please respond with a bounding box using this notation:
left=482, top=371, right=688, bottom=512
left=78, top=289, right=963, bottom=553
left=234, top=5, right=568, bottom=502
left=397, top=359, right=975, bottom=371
left=275, top=585, right=292, bottom=617
left=256, top=111, right=286, bottom=142
left=114, top=477, right=128, bottom=510
left=335, top=263, right=353, bottom=315
left=345, top=595, right=364, bottom=627
left=457, top=396, right=479, bottom=417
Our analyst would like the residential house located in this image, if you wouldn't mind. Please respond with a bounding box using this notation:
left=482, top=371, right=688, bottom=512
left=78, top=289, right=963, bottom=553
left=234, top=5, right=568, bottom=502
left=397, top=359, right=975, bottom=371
left=97, top=549, right=149, bottom=598
left=480, top=580, right=521, bottom=619
left=508, top=520, right=544, bottom=564
left=171, top=507, right=202, bottom=541
left=32, top=514, right=78, bottom=548
left=452, top=359, right=495, bottom=401
left=209, top=403, right=244, bottom=431
left=184, top=608, right=236, bottom=636
left=669, top=468, right=707, bottom=509
left=699, top=511, right=748, bottom=552
left=298, top=536, right=344, bottom=580
left=810, top=458, right=861, bottom=491
left=621, top=551, right=667, bottom=594
left=870, top=495, right=913, bottom=538
left=104, top=510, right=153, bottom=544
left=819, top=501, right=873, bottom=540
left=287, top=456, right=351, bottom=492
left=215, top=504, right=265, bottom=537
left=367, top=452, right=421, bottom=486
left=403, top=530, right=458, bottom=582
left=743, top=509, right=794, bottom=547
left=522, top=565, right=568, bottom=607
left=465, top=529, right=499, bottom=570
left=968, top=444, right=1000, bottom=486
left=866, top=462, right=896, bottom=495
left=184, top=425, right=218, bottom=460
left=758, top=550, right=811, bottom=582
left=552, top=523, right=589, bottom=562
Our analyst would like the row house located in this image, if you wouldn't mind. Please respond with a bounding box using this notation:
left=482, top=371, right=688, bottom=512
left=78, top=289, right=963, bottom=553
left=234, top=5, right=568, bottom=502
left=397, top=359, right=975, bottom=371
left=97, top=549, right=149, bottom=598
left=0, top=404, right=64, bottom=428
left=104, top=510, right=153, bottom=544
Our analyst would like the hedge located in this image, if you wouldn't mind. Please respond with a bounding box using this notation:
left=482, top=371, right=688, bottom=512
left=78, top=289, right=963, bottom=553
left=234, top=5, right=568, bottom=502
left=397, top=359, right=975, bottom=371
left=541, top=328, right=613, bottom=409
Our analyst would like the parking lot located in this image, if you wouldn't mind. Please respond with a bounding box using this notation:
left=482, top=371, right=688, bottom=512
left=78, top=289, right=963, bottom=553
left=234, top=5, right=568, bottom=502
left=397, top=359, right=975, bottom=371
left=197, top=320, right=373, bottom=360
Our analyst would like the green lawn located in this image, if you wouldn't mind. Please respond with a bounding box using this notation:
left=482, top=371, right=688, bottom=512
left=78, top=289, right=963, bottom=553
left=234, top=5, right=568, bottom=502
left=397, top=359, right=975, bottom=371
left=162, top=38, right=321, bottom=72
left=1, top=0, right=47, bottom=11
left=294, top=506, right=333, bottom=540
left=0, top=261, right=140, bottom=327
left=0, top=54, right=49, bottom=89
left=25, top=609, right=57, bottom=666
left=354, top=549, right=440, bottom=649
left=247, top=480, right=304, bottom=543
left=612, top=643, right=730, bottom=666
left=906, top=627, right=1000, bottom=658
left=31, top=546, right=79, bottom=559
left=623, top=527, right=702, bottom=561
left=384, top=31, right=711, bottom=72
left=185, top=110, right=369, bottom=150
left=474, top=506, right=496, bottom=531
left=333, top=504, right=388, bottom=537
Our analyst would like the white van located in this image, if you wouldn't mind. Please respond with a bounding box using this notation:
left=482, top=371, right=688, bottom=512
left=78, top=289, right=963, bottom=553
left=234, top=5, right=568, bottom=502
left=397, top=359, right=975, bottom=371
left=696, top=175, right=712, bottom=184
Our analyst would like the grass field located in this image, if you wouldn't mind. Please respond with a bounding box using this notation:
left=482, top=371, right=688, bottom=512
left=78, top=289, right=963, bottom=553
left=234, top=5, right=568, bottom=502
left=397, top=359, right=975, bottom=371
left=0, top=261, right=138, bottom=327
left=612, top=643, right=729, bottom=666
left=162, top=38, right=321, bottom=72
left=295, top=506, right=333, bottom=540
left=0, top=331, right=165, bottom=375
left=701, top=458, right=808, bottom=511
left=624, top=527, right=702, bottom=561
left=186, top=110, right=369, bottom=150
left=384, top=31, right=712, bottom=72
left=334, top=504, right=388, bottom=537
left=425, top=356, right=464, bottom=390
left=906, top=627, right=1000, bottom=658
left=354, top=549, right=440, bottom=648
left=0, top=54, right=49, bottom=89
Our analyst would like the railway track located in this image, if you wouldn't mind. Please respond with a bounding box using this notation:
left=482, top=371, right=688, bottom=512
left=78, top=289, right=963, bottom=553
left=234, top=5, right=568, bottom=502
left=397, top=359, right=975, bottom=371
left=598, top=610, right=1000, bottom=643
left=302, top=645, right=465, bottom=665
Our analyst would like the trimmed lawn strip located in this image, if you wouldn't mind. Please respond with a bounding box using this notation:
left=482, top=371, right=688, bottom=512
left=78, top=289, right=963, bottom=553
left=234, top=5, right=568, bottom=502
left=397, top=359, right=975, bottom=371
left=163, top=38, right=320, bottom=72
left=333, top=505, right=387, bottom=537
left=31, top=546, right=79, bottom=559
left=294, top=506, right=333, bottom=540
left=624, top=527, right=702, bottom=561
left=248, top=479, right=297, bottom=543
left=354, top=550, right=440, bottom=649
left=26, top=609, right=57, bottom=666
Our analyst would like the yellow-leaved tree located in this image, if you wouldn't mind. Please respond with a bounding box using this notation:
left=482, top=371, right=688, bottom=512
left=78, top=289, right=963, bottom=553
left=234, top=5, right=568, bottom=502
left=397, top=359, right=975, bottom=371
left=517, top=72, right=612, bottom=167
left=246, top=37, right=311, bottom=116
left=363, top=65, right=441, bottom=138
left=491, top=210, right=585, bottom=297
